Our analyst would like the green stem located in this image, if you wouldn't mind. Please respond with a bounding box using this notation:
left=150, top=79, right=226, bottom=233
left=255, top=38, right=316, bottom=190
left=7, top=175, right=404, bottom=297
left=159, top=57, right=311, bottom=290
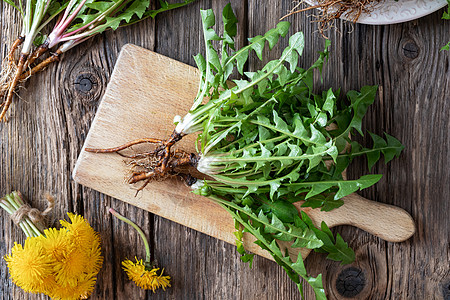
left=20, top=220, right=35, bottom=238
left=7, top=193, right=41, bottom=236
left=211, top=166, right=299, bottom=186
left=0, top=201, right=31, bottom=237
left=0, top=192, right=42, bottom=237
left=109, top=208, right=151, bottom=263
left=220, top=152, right=326, bottom=162
left=249, top=120, right=318, bottom=146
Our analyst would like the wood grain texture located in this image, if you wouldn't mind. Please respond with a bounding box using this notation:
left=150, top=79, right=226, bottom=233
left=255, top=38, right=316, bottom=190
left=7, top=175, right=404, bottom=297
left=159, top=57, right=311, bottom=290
left=0, top=0, right=449, bottom=299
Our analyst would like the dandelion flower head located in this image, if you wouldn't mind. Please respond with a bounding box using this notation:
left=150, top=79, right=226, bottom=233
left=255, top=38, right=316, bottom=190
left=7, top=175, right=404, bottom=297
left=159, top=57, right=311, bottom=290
left=49, top=272, right=97, bottom=300
left=4, top=237, right=53, bottom=293
left=4, top=213, right=103, bottom=300
left=122, top=257, right=171, bottom=292
left=37, top=228, right=71, bottom=261
left=60, top=213, right=99, bottom=251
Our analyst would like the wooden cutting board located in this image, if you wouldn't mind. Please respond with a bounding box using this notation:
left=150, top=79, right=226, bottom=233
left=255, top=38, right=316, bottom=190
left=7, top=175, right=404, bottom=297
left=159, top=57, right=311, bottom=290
left=73, top=44, right=415, bottom=261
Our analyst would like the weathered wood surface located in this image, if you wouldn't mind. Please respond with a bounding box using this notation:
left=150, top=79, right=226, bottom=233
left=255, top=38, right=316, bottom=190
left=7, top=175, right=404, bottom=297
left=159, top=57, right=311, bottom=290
left=0, top=0, right=449, bottom=299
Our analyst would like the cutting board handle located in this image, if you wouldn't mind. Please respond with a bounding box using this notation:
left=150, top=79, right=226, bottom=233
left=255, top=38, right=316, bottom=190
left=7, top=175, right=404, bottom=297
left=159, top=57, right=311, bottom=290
left=300, top=193, right=416, bottom=243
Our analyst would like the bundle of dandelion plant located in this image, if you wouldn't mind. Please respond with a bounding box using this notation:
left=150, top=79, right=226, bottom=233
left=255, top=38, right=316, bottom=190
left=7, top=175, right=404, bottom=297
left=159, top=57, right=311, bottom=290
left=1, top=191, right=103, bottom=299
left=87, top=4, right=404, bottom=298
left=0, top=0, right=195, bottom=121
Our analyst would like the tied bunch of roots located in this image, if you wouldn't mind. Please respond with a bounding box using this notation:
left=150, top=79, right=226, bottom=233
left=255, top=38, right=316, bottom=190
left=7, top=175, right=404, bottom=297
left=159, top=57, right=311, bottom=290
left=283, top=0, right=381, bottom=36
left=87, top=4, right=404, bottom=299
left=1, top=36, right=61, bottom=121
left=0, top=0, right=195, bottom=122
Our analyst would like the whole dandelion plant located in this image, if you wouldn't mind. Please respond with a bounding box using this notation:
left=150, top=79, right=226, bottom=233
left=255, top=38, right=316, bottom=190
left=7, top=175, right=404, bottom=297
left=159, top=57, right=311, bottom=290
left=1, top=191, right=103, bottom=299
left=87, top=4, right=404, bottom=299
left=0, top=0, right=195, bottom=121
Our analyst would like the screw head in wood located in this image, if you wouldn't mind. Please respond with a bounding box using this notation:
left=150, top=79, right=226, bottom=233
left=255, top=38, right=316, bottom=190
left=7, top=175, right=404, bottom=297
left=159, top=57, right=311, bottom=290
left=75, top=73, right=97, bottom=93
left=65, top=67, right=105, bottom=108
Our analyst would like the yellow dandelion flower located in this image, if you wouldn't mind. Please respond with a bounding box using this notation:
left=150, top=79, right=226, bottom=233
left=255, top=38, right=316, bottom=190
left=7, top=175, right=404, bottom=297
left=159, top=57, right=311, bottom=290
left=60, top=213, right=99, bottom=250
left=122, top=258, right=171, bottom=292
left=84, top=237, right=103, bottom=274
left=49, top=272, right=97, bottom=300
left=109, top=208, right=171, bottom=293
left=53, top=246, right=90, bottom=287
left=4, top=237, right=53, bottom=293
left=1, top=193, right=103, bottom=299
left=53, top=214, right=103, bottom=288
left=38, top=228, right=73, bottom=262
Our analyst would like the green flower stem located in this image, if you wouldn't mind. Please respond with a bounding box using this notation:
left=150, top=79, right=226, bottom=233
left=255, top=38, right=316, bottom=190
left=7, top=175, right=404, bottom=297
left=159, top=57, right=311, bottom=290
left=8, top=192, right=43, bottom=236
left=109, top=208, right=151, bottom=264
left=19, top=218, right=35, bottom=238
left=0, top=200, right=32, bottom=237
left=0, top=192, right=43, bottom=237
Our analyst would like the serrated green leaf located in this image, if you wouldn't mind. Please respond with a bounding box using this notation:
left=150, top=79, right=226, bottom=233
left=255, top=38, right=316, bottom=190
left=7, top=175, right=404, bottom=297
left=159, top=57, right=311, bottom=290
left=325, top=233, right=355, bottom=265
left=281, top=32, right=304, bottom=72
left=265, top=200, right=299, bottom=223
left=335, top=181, right=359, bottom=199
left=383, top=132, right=404, bottom=163
left=305, top=183, right=333, bottom=199
left=308, top=274, right=327, bottom=300
left=441, top=41, right=450, bottom=51
left=249, top=35, right=265, bottom=60
left=302, top=194, right=344, bottom=212
left=348, top=85, right=378, bottom=135
left=357, top=174, right=382, bottom=189
left=194, top=53, right=206, bottom=73
left=222, top=3, right=237, bottom=50
left=291, top=251, right=307, bottom=275
left=85, top=1, right=114, bottom=11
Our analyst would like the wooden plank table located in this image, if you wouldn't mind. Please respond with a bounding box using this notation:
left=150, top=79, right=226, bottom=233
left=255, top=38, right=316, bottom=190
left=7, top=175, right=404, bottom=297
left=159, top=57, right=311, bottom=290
left=1, top=1, right=449, bottom=299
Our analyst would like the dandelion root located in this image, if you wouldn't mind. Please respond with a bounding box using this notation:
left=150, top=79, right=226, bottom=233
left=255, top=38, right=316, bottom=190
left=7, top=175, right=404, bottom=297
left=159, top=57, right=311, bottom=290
left=86, top=131, right=196, bottom=190
left=0, top=54, right=27, bottom=122
left=282, top=0, right=380, bottom=36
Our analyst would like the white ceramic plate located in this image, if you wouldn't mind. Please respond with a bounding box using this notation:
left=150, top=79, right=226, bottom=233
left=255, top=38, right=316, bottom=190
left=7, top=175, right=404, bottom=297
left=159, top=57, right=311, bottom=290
left=304, top=0, right=448, bottom=25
